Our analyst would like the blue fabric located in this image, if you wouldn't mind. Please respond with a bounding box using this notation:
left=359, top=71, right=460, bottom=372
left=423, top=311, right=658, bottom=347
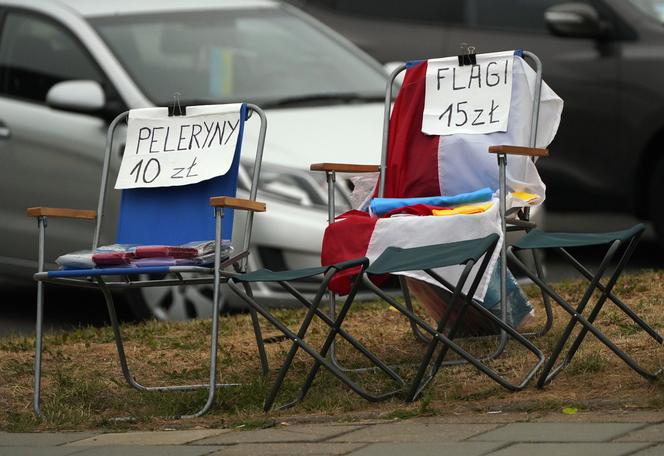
left=406, top=60, right=423, bottom=69
left=47, top=266, right=175, bottom=278
left=514, top=49, right=523, bottom=57
left=116, top=104, right=247, bottom=245
left=369, top=187, right=493, bottom=216
left=482, top=262, right=533, bottom=327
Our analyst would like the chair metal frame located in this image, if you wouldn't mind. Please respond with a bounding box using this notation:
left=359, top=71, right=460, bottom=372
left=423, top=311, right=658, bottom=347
left=296, top=234, right=544, bottom=404
left=30, top=104, right=270, bottom=419
left=225, top=258, right=405, bottom=412
left=507, top=226, right=663, bottom=387
left=315, top=50, right=554, bottom=376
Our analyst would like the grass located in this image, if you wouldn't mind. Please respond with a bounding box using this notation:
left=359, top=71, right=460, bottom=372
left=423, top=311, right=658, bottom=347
left=0, top=270, right=663, bottom=432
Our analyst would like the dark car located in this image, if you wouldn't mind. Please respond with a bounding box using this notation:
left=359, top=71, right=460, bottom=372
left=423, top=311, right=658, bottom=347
left=287, top=0, right=664, bottom=246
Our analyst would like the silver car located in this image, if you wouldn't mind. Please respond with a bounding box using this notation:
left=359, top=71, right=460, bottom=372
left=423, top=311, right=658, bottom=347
left=0, top=0, right=388, bottom=319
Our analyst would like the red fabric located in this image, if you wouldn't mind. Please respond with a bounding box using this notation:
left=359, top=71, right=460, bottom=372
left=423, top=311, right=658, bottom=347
left=380, top=61, right=441, bottom=198
left=320, top=62, right=440, bottom=294
left=321, top=211, right=381, bottom=295
left=382, top=204, right=448, bottom=218
left=92, top=252, right=135, bottom=266
left=134, top=246, right=198, bottom=258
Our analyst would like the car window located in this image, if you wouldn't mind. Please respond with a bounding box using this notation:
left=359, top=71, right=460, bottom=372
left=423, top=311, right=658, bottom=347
left=469, top=0, right=591, bottom=32
left=312, top=1, right=465, bottom=23
left=91, top=8, right=386, bottom=106
left=629, top=0, right=664, bottom=22
left=0, top=12, right=103, bottom=103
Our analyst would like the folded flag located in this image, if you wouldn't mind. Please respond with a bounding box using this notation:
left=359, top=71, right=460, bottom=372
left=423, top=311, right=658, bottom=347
left=134, top=246, right=198, bottom=259
left=511, top=191, right=540, bottom=204
left=370, top=187, right=493, bottom=216
left=432, top=202, right=494, bottom=217
left=382, top=204, right=449, bottom=218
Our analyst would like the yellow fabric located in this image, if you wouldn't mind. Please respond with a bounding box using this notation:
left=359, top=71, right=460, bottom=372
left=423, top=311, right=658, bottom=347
left=511, top=191, right=539, bottom=203
left=432, top=202, right=494, bottom=216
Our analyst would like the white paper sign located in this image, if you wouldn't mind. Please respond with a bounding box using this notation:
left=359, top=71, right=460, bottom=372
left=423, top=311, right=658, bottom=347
left=114, top=104, right=243, bottom=189
left=422, top=51, right=514, bottom=136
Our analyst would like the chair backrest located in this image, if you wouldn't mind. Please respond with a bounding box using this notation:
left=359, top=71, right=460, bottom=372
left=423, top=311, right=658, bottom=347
left=116, top=158, right=242, bottom=245
left=378, top=50, right=562, bottom=202
left=92, top=103, right=267, bottom=250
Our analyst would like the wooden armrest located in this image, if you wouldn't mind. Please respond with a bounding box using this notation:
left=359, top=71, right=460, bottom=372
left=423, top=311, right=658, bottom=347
left=26, top=207, right=97, bottom=220
left=209, top=196, right=266, bottom=212
left=488, top=145, right=549, bottom=157
left=310, top=163, right=380, bottom=173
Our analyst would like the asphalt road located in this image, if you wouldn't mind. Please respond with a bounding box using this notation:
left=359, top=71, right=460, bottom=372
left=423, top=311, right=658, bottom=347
left=1, top=213, right=662, bottom=338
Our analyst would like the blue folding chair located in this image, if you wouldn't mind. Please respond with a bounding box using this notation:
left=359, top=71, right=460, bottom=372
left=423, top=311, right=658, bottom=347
left=28, top=103, right=270, bottom=419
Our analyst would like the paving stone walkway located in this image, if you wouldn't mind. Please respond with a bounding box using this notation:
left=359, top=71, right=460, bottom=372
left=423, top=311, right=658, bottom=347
left=1, top=411, right=663, bottom=456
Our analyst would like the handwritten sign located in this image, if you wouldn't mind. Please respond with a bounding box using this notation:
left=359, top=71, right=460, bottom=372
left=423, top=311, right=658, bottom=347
left=114, top=104, right=243, bottom=189
left=422, top=51, right=514, bottom=136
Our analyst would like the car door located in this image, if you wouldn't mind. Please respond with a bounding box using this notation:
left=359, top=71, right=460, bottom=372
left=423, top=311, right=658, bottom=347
left=0, top=9, right=122, bottom=278
left=441, top=0, right=622, bottom=211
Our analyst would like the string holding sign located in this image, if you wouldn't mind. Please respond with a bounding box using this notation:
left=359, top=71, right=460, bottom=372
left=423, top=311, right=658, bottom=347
left=422, top=50, right=515, bottom=136
left=114, top=103, right=244, bottom=190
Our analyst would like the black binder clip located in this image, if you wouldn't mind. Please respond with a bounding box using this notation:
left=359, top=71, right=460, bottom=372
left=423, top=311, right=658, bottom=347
left=168, top=92, right=187, bottom=116
left=458, top=44, right=477, bottom=66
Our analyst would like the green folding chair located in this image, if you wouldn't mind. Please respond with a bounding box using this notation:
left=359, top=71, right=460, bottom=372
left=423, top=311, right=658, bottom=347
left=287, top=233, right=544, bottom=405
left=508, top=225, right=663, bottom=387
left=290, top=50, right=559, bottom=405
left=224, top=257, right=408, bottom=411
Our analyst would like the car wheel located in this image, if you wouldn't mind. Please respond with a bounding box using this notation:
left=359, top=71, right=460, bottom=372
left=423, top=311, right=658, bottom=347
left=650, top=157, right=664, bottom=248
left=126, top=276, right=216, bottom=321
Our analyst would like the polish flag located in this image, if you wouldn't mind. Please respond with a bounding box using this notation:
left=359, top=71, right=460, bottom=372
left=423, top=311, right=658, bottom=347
left=322, top=54, right=562, bottom=298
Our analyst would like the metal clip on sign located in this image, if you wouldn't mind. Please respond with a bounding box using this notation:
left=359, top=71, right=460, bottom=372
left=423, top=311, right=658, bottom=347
left=458, top=44, right=477, bottom=66
left=168, top=91, right=187, bottom=117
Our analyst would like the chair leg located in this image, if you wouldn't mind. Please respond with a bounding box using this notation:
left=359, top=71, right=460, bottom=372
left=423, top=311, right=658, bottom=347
left=361, top=254, right=544, bottom=399
left=520, top=248, right=554, bottom=337
left=232, top=262, right=270, bottom=377
left=283, top=276, right=406, bottom=410
left=33, top=280, right=45, bottom=419
left=507, top=245, right=663, bottom=388
left=279, top=279, right=404, bottom=384
left=242, top=282, right=270, bottom=377
left=400, top=276, right=432, bottom=344
left=407, top=253, right=545, bottom=400
left=558, top=245, right=663, bottom=344
left=227, top=279, right=403, bottom=411
left=541, top=238, right=662, bottom=386
left=364, top=273, right=516, bottom=374
left=326, top=276, right=431, bottom=375
left=510, top=243, right=617, bottom=387
left=181, top=260, right=224, bottom=419
left=370, top=277, right=544, bottom=394
left=261, top=275, right=332, bottom=412
left=538, top=242, right=619, bottom=386
left=265, top=272, right=404, bottom=411
left=33, top=216, right=46, bottom=419
left=406, top=262, right=475, bottom=402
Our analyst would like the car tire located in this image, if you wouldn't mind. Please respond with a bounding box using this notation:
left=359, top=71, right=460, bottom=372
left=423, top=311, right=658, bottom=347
left=650, top=157, right=664, bottom=248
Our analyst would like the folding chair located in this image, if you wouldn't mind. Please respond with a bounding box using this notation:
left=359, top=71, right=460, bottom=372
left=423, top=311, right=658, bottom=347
left=28, top=102, right=271, bottom=419
left=313, top=51, right=558, bottom=379
left=286, top=49, right=561, bottom=404
left=225, top=259, right=405, bottom=412
left=508, top=225, right=664, bottom=387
